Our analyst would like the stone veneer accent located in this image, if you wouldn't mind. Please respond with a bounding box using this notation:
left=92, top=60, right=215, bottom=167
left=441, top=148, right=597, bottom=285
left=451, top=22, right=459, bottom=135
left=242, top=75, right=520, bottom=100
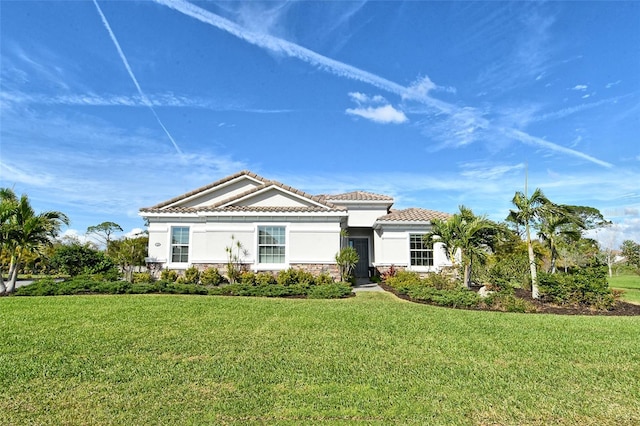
left=189, top=263, right=340, bottom=281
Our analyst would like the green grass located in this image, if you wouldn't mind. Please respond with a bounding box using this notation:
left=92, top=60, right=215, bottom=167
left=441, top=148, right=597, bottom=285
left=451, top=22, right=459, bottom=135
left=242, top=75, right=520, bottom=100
left=609, top=274, right=640, bottom=304
left=1, top=293, right=639, bottom=425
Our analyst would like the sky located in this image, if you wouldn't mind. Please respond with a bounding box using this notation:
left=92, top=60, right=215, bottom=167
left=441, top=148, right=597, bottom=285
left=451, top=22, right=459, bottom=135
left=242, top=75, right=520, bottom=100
left=1, top=0, right=639, bottom=249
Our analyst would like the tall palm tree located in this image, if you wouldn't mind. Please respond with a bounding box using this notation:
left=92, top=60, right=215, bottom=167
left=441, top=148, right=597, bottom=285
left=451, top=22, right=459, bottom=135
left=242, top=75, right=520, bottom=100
left=1, top=191, right=69, bottom=294
left=425, top=205, right=500, bottom=289
left=507, top=188, right=561, bottom=298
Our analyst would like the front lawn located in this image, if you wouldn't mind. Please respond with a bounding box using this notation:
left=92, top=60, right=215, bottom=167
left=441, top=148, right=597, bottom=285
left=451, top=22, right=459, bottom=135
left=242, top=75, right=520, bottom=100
left=609, top=274, right=640, bottom=304
left=1, top=293, right=639, bottom=425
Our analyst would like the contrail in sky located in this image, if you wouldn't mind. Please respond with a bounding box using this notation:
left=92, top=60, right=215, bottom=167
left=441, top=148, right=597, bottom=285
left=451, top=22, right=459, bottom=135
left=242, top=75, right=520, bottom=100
left=153, top=0, right=612, bottom=168
left=93, top=0, right=183, bottom=155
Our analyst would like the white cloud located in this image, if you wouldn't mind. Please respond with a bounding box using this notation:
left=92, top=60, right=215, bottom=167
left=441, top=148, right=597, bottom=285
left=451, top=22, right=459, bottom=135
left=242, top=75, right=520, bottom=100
left=572, top=84, right=588, bottom=91
left=346, top=104, right=408, bottom=124
left=606, top=80, right=621, bottom=89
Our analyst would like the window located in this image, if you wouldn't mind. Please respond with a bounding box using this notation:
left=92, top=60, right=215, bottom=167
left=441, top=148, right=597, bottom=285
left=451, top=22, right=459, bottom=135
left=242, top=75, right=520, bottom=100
left=258, top=226, right=286, bottom=264
left=410, top=234, right=433, bottom=266
left=171, top=227, right=189, bottom=263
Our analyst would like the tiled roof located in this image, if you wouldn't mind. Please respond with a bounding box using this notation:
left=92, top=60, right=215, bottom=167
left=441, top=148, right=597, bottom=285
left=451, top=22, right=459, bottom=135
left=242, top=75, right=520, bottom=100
left=140, top=170, right=347, bottom=214
left=147, top=170, right=267, bottom=209
left=376, top=208, right=451, bottom=222
left=139, top=205, right=346, bottom=214
left=211, top=180, right=340, bottom=209
left=318, top=191, right=394, bottom=202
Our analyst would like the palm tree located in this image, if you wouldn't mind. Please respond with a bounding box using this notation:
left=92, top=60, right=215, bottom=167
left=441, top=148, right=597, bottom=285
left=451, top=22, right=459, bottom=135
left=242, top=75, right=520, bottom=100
left=0, top=188, right=19, bottom=294
left=425, top=205, right=500, bottom=289
left=537, top=208, right=584, bottom=273
left=507, top=188, right=561, bottom=298
left=1, top=190, right=69, bottom=294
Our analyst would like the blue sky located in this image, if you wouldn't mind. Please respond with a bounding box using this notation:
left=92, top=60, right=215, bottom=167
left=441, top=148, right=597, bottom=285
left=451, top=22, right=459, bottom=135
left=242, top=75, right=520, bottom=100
left=1, top=1, right=639, bottom=248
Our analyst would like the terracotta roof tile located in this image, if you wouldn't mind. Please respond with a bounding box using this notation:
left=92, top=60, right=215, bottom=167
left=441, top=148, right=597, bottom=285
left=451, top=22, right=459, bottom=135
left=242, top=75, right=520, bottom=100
left=318, top=191, right=394, bottom=202
left=376, top=208, right=451, bottom=222
left=139, top=205, right=346, bottom=214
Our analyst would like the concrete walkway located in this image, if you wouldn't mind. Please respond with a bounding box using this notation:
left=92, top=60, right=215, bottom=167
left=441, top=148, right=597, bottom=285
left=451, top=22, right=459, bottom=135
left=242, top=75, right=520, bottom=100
left=352, top=279, right=384, bottom=292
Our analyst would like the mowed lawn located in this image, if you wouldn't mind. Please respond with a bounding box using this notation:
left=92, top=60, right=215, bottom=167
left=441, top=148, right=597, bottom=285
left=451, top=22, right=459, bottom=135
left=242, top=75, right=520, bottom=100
left=610, top=274, right=640, bottom=304
left=1, top=293, right=639, bottom=425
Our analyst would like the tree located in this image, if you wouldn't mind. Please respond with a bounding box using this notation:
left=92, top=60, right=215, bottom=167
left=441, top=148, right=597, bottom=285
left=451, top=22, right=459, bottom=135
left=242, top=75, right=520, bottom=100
left=537, top=207, right=585, bottom=274
left=109, top=234, right=148, bottom=282
left=507, top=188, right=562, bottom=299
left=50, top=242, right=117, bottom=277
left=425, top=205, right=501, bottom=289
left=0, top=189, right=69, bottom=294
left=86, top=221, right=122, bottom=252
left=621, top=240, right=640, bottom=270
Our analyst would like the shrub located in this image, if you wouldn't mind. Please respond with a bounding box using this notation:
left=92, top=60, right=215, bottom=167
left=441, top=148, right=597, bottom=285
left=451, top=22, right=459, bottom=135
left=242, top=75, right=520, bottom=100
left=277, top=268, right=314, bottom=286
left=423, top=272, right=458, bottom=290
left=200, top=267, right=223, bottom=286
left=308, top=283, right=352, bottom=299
left=538, top=268, right=618, bottom=310
left=484, top=291, right=537, bottom=313
left=385, top=270, right=423, bottom=294
left=315, top=272, right=335, bottom=285
left=132, top=272, right=152, bottom=283
left=160, top=269, right=178, bottom=282
left=407, top=287, right=481, bottom=309
left=239, top=271, right=257, bottom=285
left=50, top=243, right=118, bottom=277
left=15, top=277, right=58, bottom=296
left=255, top=272, right=276, bottom=286
left=184, top=266, right=200, bottom=284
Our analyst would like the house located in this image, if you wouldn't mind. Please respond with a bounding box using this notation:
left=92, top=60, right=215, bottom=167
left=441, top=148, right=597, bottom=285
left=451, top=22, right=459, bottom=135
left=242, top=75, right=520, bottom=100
left=139, top=170, right=452, bottom=280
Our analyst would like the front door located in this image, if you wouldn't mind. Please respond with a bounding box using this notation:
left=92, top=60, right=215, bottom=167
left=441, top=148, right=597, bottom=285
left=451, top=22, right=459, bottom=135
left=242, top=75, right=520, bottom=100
left=349, top=238, right=369, bottom=278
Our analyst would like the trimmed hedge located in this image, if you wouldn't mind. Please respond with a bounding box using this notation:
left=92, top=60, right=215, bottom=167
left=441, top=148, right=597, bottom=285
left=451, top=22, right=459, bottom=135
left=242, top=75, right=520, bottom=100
left=15, top=273, right=353, bottom=300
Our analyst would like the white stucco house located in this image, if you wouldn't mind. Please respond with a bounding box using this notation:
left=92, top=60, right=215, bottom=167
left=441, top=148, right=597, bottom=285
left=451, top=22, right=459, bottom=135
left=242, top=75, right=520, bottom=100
left=139, top=170, right=452, bottom=280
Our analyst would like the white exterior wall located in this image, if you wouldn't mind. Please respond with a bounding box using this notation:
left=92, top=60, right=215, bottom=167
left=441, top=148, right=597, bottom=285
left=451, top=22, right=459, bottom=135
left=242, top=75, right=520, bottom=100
left=374, top=227, right=451, bottom=272
left=343, top=206, right=389, bottom=227
left=146, top=216, right=342, bottom=271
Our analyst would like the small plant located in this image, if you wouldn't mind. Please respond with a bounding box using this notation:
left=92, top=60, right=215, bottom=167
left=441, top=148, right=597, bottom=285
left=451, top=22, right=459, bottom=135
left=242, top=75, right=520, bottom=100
left=183, top=266, right=200, bottom=284
left=132, top=272, right=152, bottom=283
left=200, top=267, right=223, bottom=286
left=225, top=235, right=249, bottom=284
left=381, top=265, right=397, bottom=281
left=335, top=247, right=359, bottom=283
left=160, top=268, right=178, bottom=282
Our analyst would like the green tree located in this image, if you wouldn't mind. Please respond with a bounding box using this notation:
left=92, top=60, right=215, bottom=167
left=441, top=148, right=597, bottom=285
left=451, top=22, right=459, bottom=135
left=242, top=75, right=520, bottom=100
left=507, top=188, right=563, bottom=298
left=109, top=234, right=148, bottom=282
left=0, top=189, right=69, bottom=294
left=537, top=207, right=585, bottom=274
left=86, top=221, right=123, bottom=253
left=50, top=242, right=118, bottom=277
left=426, top=206, right=502, bottom=289
left=621, top=240, right=640, bottom=270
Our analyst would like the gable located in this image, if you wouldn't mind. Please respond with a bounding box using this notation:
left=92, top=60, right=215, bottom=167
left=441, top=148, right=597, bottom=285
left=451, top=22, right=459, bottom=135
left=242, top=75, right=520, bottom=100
left=176, top=178, right=262, bottom=208
left=230, top=187, right=318, bottom=208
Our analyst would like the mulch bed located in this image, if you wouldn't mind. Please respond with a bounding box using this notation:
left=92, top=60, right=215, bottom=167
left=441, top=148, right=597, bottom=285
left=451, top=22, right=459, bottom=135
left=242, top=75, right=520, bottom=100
left=380, top=283, right=640, bottom=316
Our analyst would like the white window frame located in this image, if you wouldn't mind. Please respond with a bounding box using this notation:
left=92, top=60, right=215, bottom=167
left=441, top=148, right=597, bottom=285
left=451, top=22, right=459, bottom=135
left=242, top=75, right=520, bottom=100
left=408, top=233, right=433, bottom=270
left=255, top=224, right=288, bottom=270
left=170, top=226, right=190, bottom=264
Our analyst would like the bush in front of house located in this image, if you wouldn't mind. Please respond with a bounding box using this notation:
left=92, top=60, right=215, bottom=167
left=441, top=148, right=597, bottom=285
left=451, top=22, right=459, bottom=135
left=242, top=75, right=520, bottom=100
left=538, top=268, right=618, bottom=310
left=14, top=267, right=351, bottom=299
left=200, top=267, right=224, bottom=286
left=307, top=282, right=353, bottom=299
